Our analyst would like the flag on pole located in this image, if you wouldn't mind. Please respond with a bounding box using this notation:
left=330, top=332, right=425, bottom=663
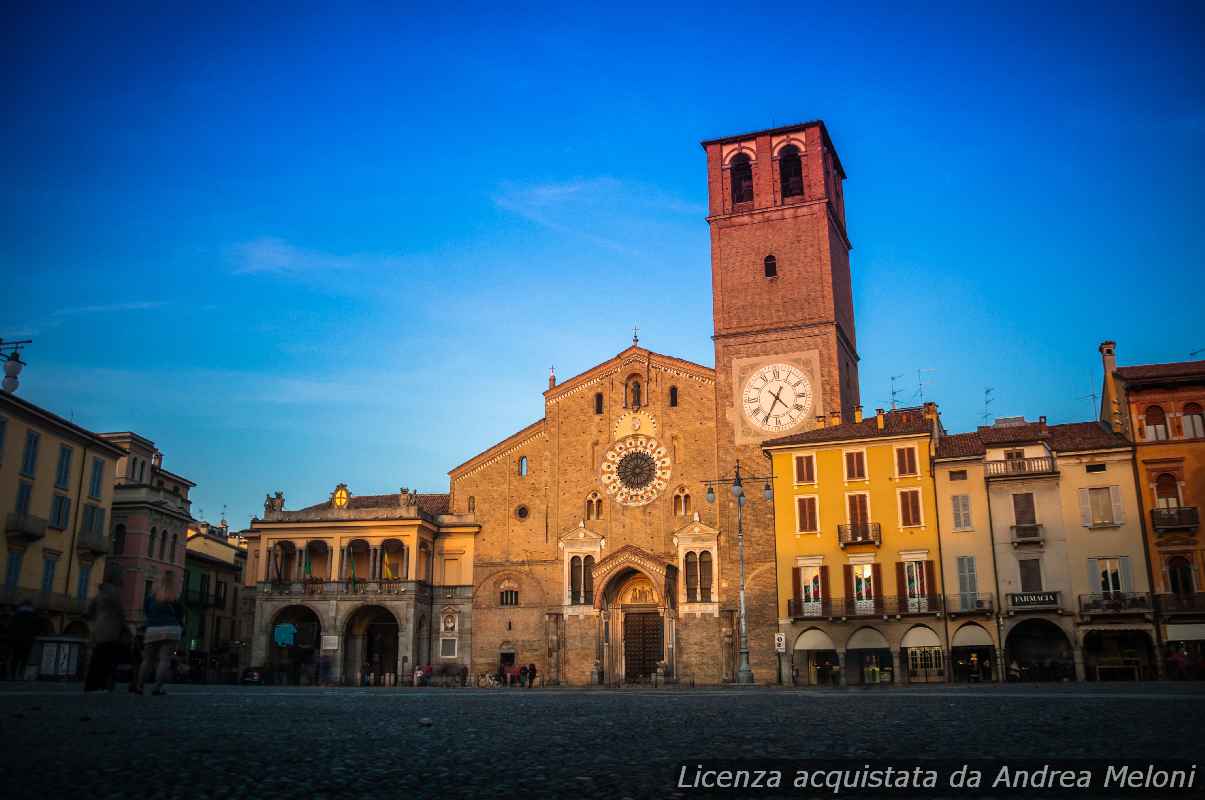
left=303, top=549, right=312, bottom=578
left=382, top=550, right=395, bottom=580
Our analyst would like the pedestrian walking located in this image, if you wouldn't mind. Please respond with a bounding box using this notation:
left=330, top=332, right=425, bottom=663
left=137, top=572, right=184, bottom=696
left=84, top=563, right=126, bottom=692
left=8, top=600, right=39, bottom=681
left=519, top=663, right=529, bottom=688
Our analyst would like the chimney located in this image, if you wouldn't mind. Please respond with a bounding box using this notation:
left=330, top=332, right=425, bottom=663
left=829, top=410, right=842, bottom=426
left=876, top=408, right=885, bottom=430
left=1039, top=415, right=1047, bottom=426
left=854, top=405, right=863, bottom=423
left=1099, top=340, right=1117, bottom=377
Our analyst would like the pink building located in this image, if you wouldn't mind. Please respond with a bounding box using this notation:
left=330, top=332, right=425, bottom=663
left=99, top=432, right=195, bottom=628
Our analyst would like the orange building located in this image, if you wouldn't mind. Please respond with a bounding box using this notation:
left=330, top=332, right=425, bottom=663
left=1100, top=341, right=1205, bottom=677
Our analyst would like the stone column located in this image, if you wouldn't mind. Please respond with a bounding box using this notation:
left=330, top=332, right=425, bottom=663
left=370, top=547, right=379, bottom=580
left=250, top=601, right=268, bottom=667
left=891, top=649, right=903, bottom=685
left=995, top=647, right=1006, bottom=683
left=836, top=649, right=847, bottom=687
left=257, top=536, right=269, bottom=582
left=1073, top=645, right=1086, bottom=681
left=331, top=544, right=342, bottom=582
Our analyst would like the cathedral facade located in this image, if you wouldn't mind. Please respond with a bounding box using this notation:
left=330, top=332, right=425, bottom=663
left=453, top=120, right=859, bottom=684
left=242, top=120, right=859, bottom=685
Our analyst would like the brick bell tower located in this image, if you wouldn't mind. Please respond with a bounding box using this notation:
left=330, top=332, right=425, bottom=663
left=702, top=121, right=859, bottom=680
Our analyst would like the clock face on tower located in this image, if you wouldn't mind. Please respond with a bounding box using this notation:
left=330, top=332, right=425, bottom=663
left=741, top=363, right=814, bottom=432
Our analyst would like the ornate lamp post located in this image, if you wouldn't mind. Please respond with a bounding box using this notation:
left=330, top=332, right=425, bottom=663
left=704, top=460, right=773, bottom=685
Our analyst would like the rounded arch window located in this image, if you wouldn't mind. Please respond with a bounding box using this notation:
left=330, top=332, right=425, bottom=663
left=518, top=456, right=529, bottom=477
left=764, top=255, right=777, bottom=278
left=585, top=491, right=603, bottom=521
left=669, top=386, right=679, bottom=407
left=730, top=153, right=753, bottom=205
left=779, top=144, right=803, bottom=198
left=594, top=392, right=604, bottom=415
left=1155, top=473, right=1180, bottom=508
left=1144, top=405, right=1168, bottom=440
left=515, top=505, right=529, bottom=521
left=148, top=528, right=157, bottom=557
left=467, top=496, right=476, bottom=513
left=672, top=486, right=691, bottom=516
left=1183, top=403, right=1204, bottom=438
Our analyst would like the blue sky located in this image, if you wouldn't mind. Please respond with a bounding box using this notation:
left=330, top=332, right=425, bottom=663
left=2, top=2, right=1203, bottom=527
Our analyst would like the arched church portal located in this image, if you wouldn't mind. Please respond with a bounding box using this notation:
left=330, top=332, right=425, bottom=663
left=600, top=569, right=666, bottom=685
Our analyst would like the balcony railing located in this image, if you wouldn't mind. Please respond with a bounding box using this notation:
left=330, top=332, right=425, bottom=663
left=837, top=522, right=881, bottom=547
left=5, top=512, right=47, bottom=542
left=1151, top=507, right=1199, bottom=533
left=1155, top=593, right=1205, bottom=615
left=1007, top=590, right=1061, bottom=611
left=985, top=456, right=1057, bottom=478
left=75, top=527, right=110, bottom=556
left=1078, top=592, right=1152, bottom=615
left=787, top=598, right=836, bottom=619
left=1009, top=524, right=1045, bottom=546
left=948, top=592, right=995, bottom=615
left=256, top=580, right=473, bottom=599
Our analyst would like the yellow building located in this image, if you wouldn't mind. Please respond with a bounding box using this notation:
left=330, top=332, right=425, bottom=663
left=1, top=390, right=123, bottom=679
left=764, top=405, right=946, bottom=686
left=1100, top=341, right=1205, bottom=675
left=243, top=485, right=479, bottom=685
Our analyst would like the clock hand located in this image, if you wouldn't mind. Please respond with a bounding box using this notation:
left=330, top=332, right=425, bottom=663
left=769, top=385, right=787, bottom=413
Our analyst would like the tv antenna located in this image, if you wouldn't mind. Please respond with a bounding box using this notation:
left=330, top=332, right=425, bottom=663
left=981, top=388, right=994, bottom=424
left=914, top=368, right=936, bottom=403
left=888, top=374, right=904, bottom=410
left=1192, top=347, right=1204, bottom=357
left=1079, top=388, right=1100, bottom=418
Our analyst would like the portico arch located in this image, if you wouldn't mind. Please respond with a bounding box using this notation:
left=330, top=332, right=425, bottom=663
left=342, top=605, right=401, bottom=686
left=592, top=546, right=676, bottom=685
left=269, top=605, right=321, bottom=686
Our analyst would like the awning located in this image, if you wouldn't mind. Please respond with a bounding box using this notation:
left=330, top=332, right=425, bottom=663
left=1166, top=623, right=1205, bottom=642
left=952, top=624, right=994, bottom=648
left=901, top=625, right=942, bottom=649
left=846, top=627, right=890, bottom=650
left=794, top=629, right=836, bottom=651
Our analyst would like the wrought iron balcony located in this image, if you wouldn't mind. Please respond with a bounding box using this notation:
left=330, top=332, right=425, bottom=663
left=1009, top=524, right=1045, bottom=546
left=837, top=522, right=881, bottom=547
left=1078, top=592, right=1152, bottom=615
left=1155, top=593, right=1205, bottom=615
left=787, top=598, right=836, bottom=619
left=897, top=594, right=944, bottom=615
left=948, top=592, right=994, bottom=615
left=985, top=456, right=1057, bottom=479
left=257, top=579, right=467, bottom=599
left=1151, top=507, right=1199, bottom=533
left=5, top=512, right=47, bottom=542
left=1007, top=590, right=1061, bottom=611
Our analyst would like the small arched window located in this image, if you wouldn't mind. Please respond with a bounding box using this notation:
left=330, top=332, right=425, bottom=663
left=583, top=555, right=595, bottom=603
left=673, top=487, right=691, bottom=516
left=1183, top=403, right=1204, bottom=438
left=1155, top=473, right=1181, bottom=508
left=699, top=551, right=713, bottom=602
left=669, top=386, right=678, bottom=407
left=170, top=534, right=178, bottom=563
left=779, top=144, right=803, bottom=198
left=159, top=531, right=168, bottom=560
left=1144, top=405, right=1168, bottom=441
left=500, top=589, right=519, bottom=606
left=112, top=524, right=126, bottom=555
left=594, top=392, right=604, bottom=415
left=730, top=153, right=753, bottom=205
left=147, top=528, right=157, bottom=558
left=518, top=456, right=528, bottom=477
left=467, top=496, right=476, bottom=513
left=627, top=380, right=642, bottom=409
left=685, top=551, right=699, bottom=602
left=764, top=255, right=777, bottom=278
left=585, top=491, right=603, bottom=521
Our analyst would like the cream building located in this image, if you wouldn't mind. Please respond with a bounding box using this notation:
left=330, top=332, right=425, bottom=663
left=243, top=487, right=478, bottom=685
left=935, top=417, right=1156, bottom=681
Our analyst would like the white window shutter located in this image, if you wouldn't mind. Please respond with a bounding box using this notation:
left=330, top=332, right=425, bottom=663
left=1109, top=485, right=1124, bottom=525
left=1120, top=556, right=1133, bottom=593
left=1078, top=488, right=1091, bottom=527
left=1087, top=558, right=1100, bottom=594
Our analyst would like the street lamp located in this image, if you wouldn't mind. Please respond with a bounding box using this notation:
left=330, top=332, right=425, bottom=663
left=704, top=459, right=774, bottom=685
left=0, top=339, right=31, bottom=394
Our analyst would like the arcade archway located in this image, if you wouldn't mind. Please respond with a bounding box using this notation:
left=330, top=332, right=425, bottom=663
left=1005, top=619, right=1074, bottom=682
left=269, top=606, right=321, bottom=686
left=342, top=605, right=400, bottom=686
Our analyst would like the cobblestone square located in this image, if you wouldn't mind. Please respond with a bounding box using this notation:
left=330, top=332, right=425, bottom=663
left=2, top=683, right=1203, bottom=799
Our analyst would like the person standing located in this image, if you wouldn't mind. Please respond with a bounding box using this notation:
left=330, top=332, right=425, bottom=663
left=527, top=663, right=537, bottom=689
left=518, top=663, right=529, bottom=688
left=137, top=572, right=184, bottom=696
left=8, top=600, right=39, bottom=680
left=84, top=564, right=126, bottom=692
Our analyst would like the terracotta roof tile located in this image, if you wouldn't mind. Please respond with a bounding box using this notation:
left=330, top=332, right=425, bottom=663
left=935, top=432, right=984, bottom=459
left=763, top=408, right=932, bottom=448
left=1046, top=421, right=1129, bottom=452
left=975, top=421, right=1048, bottom=445
left=1115, top=360, right=1205, bottom=382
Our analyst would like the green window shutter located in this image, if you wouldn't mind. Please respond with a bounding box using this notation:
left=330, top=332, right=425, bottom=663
left=1087, top=558, right=1100, bottom=594
left=1120, top=556, right=1133, bottom=593
left=1109, top=486, right=1124, bottom=525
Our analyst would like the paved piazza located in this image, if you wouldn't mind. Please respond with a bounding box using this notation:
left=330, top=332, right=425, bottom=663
left=2, top=683, right=1203, bottom=798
